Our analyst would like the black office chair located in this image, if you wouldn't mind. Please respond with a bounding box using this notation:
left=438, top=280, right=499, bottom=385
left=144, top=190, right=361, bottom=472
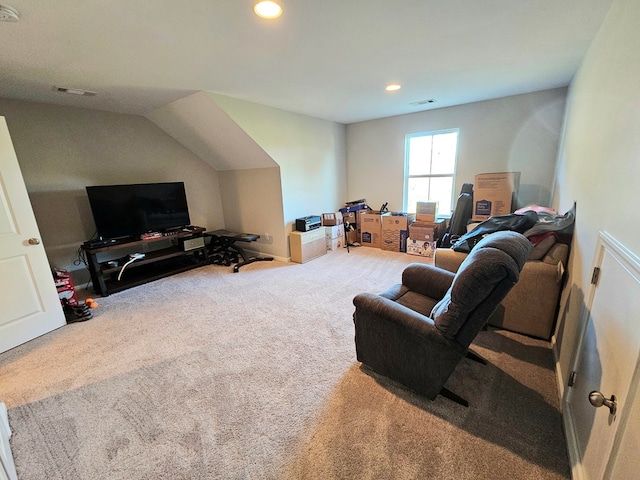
left=352, top=231, right=531, bottom=406
left=440, top=183, right=473, bottom=248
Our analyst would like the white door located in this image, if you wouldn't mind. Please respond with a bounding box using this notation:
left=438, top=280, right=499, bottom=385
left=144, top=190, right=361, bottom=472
left=0, top=116, right=65, bottom=353
left=564, top=232, right=640, bottom=480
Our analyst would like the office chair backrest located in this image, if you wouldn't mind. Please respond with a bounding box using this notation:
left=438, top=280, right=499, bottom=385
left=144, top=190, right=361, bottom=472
left=441, top=183, right=474, bottom=248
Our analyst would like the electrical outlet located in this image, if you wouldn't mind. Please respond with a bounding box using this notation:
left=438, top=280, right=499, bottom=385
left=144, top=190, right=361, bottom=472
left=264, top=233, right=272, bottom=242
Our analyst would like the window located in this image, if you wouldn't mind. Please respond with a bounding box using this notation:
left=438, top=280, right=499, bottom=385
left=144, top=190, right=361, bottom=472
left=404, top=129, right=459, bottom=216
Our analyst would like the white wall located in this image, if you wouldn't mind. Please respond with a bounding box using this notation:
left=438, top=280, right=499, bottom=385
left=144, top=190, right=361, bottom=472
left=346, top=88, right=567, bottom=213
left=0, top=98, right=224, bottom=285
left=211, top=94, right=347, bottom=245
left=552, top=0, right=640, bottom=393
left=218, top=167, right=287, bottom=258
left=146, top=92, right=278, bottom=171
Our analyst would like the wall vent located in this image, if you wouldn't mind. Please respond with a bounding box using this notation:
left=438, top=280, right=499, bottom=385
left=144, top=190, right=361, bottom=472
left=410, top=99, right=436, bottom=106
left=54, top=86, right=98, bottom=97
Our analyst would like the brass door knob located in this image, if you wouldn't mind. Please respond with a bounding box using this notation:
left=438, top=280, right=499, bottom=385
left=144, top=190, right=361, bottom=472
left=28, top=237, right=40, bottom=245
left=589, top=391, right=617, bottom=415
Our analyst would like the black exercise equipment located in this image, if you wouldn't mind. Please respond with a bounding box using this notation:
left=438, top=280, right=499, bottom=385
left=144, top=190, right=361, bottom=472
left=205, top=229, right=273, bottom=272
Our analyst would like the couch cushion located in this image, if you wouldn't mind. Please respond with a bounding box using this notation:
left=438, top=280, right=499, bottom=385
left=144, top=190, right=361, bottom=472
left=395, top=291, right=439, bottom=317
left=543, top=243, right=569, bottom=266
left=430, top=231, right=531, bottom=340
left=528, top=234, right=556, bottom=260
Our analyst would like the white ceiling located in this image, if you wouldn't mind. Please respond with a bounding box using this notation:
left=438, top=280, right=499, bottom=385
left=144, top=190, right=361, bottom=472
left=0, top=0, right=613, bottom=124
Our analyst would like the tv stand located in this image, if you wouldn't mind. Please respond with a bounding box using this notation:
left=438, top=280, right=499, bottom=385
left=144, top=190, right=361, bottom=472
left=82, top=227, right=207, bottom=296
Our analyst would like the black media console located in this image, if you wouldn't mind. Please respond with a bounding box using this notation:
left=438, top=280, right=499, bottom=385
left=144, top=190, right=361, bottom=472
left=82, top=227, right=207, bottom=296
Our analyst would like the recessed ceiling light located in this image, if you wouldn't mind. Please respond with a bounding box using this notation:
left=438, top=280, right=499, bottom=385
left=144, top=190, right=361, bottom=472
left=385, top=84, right=401, bottom=92
left=254, top=1, right=282, bottom=19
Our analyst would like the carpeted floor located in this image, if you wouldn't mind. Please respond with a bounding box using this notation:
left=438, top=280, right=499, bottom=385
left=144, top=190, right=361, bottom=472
left=0, top=247, right=570, bottom=479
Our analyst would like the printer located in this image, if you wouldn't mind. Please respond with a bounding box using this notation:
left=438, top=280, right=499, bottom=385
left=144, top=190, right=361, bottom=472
left=295, top=215, right=322, bottom=232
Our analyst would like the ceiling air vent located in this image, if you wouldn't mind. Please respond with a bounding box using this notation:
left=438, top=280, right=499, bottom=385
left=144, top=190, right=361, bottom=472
left=410, top=99, right=436, bottom=106
left=54, top=86, right=98, bottom=97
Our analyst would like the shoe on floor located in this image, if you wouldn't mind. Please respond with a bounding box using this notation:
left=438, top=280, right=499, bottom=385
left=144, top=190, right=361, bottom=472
left=63, top=301, right=93, bottom=323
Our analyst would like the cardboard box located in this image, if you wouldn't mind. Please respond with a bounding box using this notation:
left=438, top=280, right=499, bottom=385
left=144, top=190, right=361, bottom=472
left=327, top=237, right=343, bottom=251
left=406, top=238, right=436, bottom=257
left=416, top=201, right=438, bottom=222
left=345, top=228, right=358, bottom=245
left=359, top=211, right=385, bottom=248
left=408, top=219, right=444, bottom=243
left=324, top=224, right=345, bottom=251
left=322, top=212, right=343, bottom=226
left=473, top=172, right=521, bottom=221
left=341, top=211, right=358, bottom=227
left=381, top=213, right=415, bottom=252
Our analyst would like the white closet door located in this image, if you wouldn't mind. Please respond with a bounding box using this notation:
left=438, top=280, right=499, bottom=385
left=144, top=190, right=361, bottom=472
left=564, top=232, right=640, bottom=479
left=0, top=116, right=65, bottom=353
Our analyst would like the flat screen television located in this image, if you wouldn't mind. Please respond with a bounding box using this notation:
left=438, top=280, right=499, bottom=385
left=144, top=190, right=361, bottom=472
left=86, top=182, right=191, bottom=240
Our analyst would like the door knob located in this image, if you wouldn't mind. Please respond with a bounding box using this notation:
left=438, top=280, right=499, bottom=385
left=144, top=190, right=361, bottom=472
left=28, top=237, right=40, bottom=245
left=589, top=391, right=617, bottom=415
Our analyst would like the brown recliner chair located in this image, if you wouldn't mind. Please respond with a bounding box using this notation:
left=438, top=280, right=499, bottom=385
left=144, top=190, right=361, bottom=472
left=352, top=231, right=531, bottom=406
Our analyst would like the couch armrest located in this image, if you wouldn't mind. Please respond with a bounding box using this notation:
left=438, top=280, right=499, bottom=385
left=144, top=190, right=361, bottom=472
left=493, top=259, right=565, bottom=339
left=433, top=248, right=467, bottom=273
left=401, top=263, right=455, bottom=300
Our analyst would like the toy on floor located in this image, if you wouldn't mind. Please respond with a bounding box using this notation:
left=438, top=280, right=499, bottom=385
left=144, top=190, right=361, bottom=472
left=85, top=298, right=99, bottom=309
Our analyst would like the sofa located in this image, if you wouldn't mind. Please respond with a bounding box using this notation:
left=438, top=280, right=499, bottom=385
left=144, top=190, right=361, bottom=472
left=434, top=233, right=569, bottom=340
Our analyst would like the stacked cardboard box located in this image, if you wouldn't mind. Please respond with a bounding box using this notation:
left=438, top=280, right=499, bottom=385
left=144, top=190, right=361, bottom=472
left=406, top=239, right=436, bottom=257
left=407, top=219, right=445, bottom=257
left=359, top=210, right=385, bottom=248
left=472, top=172, right=521, bottom=221
left=339, top=202, right=367, bottom=245
left=324, top=224, right=345, bottom=251
left=381, top=213, right=415, bottom=252
left=408, top=219, right=444, bottom=242
left=321, top=212, right=343, bottom=226
left=415, top=201, right=438, bottom=222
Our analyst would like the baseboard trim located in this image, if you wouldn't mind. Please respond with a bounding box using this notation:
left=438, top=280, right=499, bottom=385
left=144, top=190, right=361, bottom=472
left=553, top=333, right=583, bottom=480
left=242, top=248, right=288, bottom=263
left=551, top=334, right=565, bottom=404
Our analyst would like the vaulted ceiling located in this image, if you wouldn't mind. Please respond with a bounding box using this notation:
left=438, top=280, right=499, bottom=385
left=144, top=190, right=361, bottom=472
left=0, top=0, right=613, bottom=124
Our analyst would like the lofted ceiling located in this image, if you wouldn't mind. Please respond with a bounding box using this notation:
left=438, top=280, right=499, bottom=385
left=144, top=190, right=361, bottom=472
left=0, top=0, right=613, bottom=124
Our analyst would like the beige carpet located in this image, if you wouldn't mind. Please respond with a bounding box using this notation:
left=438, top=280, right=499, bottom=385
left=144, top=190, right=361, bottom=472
left=0, top=247, right=570, bottom=479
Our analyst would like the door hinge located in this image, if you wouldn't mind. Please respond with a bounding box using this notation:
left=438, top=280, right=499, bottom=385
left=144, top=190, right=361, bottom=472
left=568, top=371, right=577, bottom=387
left=591, top=267, right=601, bottom=285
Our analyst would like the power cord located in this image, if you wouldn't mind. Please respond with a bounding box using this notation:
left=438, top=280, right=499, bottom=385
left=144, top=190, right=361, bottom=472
left=117, top=253, right=145, bottom=281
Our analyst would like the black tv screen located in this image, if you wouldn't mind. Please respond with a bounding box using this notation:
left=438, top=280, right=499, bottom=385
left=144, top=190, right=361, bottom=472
left=86, top=182, right=191, bottom=240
